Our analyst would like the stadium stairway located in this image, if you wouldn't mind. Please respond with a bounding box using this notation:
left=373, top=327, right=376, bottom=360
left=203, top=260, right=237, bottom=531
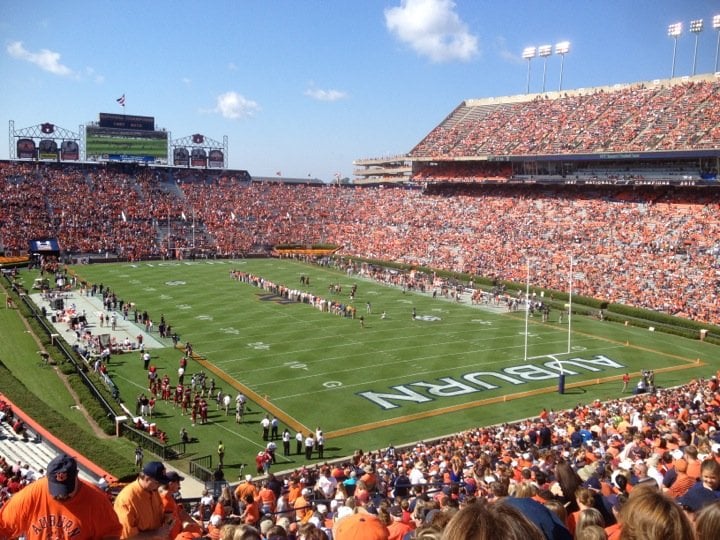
left=0, top=421, right=96, bottom=484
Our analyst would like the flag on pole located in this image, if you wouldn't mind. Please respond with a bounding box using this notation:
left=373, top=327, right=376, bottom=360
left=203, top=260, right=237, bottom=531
left=121, top=211, right=127, bottom=222
left=116, top=94, right=126, bottom=107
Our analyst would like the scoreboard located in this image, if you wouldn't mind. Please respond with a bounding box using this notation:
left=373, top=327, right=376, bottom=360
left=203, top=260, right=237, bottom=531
left=86, top=113, right=168, bottom=163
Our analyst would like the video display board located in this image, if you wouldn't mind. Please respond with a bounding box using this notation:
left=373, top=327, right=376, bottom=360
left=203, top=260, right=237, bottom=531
left=60, top=141, right=79, bottom=160
left=86, top=125, right=168, bottom=163
left=17, top=138, right=36, bottom=159
left=173, top=147, right=190, bottom=166
left=190, top=148, right=207, bottom=167
left=208, top=149, right=224, bottom=168
left=38, top=139, right=58, bottom=160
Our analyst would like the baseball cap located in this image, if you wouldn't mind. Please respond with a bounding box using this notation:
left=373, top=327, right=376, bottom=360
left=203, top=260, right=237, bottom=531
left=47, top=454, right=78, bottom=498
left=165, top=471, right=185, bottom=483
left=142, top=461, right=171, bottom=484
left=335, top=512, right=389, bottom=540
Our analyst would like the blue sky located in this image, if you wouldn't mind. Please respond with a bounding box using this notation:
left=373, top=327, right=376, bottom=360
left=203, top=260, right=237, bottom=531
left=1, top=0, right=719, bottom=181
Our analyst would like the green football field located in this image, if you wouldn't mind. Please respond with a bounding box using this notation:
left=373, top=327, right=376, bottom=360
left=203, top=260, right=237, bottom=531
left=37, top=259, right=719, bottom=475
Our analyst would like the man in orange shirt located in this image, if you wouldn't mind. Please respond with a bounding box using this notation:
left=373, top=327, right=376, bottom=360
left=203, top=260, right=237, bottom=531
left=684, top=445, right=702, bottom=480
left=294, top=487, right=312, bottom=522
left=159, top=471, right=202, bottom=539
left=666, top=459, right=696, bottom=499
left=257, top=480, right=277, bottom=514
left=386, top=505, right=413, bottom=540
left=113, top=461, right=174, bottom=539
left=234, top=474, right=257, bottom=505
left=0, top=453, right=122, bottom=540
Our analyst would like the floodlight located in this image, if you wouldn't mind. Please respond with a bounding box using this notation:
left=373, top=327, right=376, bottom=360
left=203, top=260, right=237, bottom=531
left=690, top=19, right=703, bottom=75
left=522, top=47, right=537, bottom=59
left=555, top=41, right=570, bottom=55
left=668, top=22, right=682, bottom=78
left=522, top=47, right=536, bottom=94
left=538, top=45, right=552, bottom=93
left=714, top=15, right=720, bottom=72
left=690, top=19, right=704, bottom=33
left=555, top=42, right=571, bottom=91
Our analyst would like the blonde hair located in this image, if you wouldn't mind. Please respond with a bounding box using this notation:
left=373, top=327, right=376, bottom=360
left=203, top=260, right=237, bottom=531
left=575, top=507, right=605, bottom=535
left=441, top=501, right=544, bottom=540
left=695, top=500, right=720, bottom=540
left=618, top=489, right=693, bottom=540
left=575, top=524, right=607, bottom=540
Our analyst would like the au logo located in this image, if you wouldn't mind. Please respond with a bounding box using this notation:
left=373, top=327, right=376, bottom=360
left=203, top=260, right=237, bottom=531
left=257, top=293, right=295, bottom=305
left=55, top=472, right=68, bottom=482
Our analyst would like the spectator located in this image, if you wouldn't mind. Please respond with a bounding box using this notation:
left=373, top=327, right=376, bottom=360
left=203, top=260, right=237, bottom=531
left=113, top=461, right=173, bottom=539
left=441, top=500, right=544, bottom=540
left=159, top=470, right=203, bottom=539
left=0, top=454, right=122, bottom=540
left=616, top=489, right=693, bottom=540
left=694, top=500, right=720, bottom=540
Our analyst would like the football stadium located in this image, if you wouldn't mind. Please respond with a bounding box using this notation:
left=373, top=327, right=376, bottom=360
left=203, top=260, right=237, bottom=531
left=2, top=9, right=720, bottom=540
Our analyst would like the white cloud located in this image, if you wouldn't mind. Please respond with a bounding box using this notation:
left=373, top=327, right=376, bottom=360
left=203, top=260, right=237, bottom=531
left=7, top=41, right=74, bottom=76
left=182, top=77, right=192, bottom=85
left=385, top=0, right=478, bottom=63
left=228, top=62, right=238, bottom=71
left=304, top=88, right=347, bottom=102
left=85, top=67, right=104, bottom=84
left=212, top=91, right=259, bottom=119
left=495, top=36, right=521, bottom=64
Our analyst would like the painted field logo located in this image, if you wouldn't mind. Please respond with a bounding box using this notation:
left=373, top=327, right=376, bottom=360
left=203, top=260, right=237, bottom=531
left=416, top=315, right=441, bottom=322
left=166, top=280, right=186, bottom=286
left=357, top=354, right=625, bottom=410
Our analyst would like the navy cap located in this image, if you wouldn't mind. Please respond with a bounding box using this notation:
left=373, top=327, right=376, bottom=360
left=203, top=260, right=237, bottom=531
left=142, top=461, right=171, bottom=484
left=47, top=454, right=78, bottom=498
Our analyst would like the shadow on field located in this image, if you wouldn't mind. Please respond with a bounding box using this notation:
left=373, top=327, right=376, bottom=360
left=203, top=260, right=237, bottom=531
left=561, top=387, right=588, bottom=395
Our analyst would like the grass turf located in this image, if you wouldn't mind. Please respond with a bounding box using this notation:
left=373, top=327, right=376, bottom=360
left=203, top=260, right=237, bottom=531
left=7, top=258, right=717, bottom=478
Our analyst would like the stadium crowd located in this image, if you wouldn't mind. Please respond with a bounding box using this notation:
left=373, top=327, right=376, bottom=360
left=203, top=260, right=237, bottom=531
left=3, top=78, right=720, bottom=326
left=3, top=372, right=720, bottom=539
left=3, top=161, right=720, bottom=326
left=408, top=80, right=720, bottom=158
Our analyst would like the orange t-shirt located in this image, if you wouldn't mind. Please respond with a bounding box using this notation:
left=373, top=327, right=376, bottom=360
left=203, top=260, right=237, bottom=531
left=0, top=477, right=122, bottom=540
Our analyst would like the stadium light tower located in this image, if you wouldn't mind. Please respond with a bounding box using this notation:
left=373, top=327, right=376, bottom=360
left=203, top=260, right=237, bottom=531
left=555, top=41, right=570, bottom=91
left=714, top=15, right=720, bottom=73
left=522, top=46, right=537, bottom=94
left=668, top=22, right=682, bottom=78
left=538, top=44, right=552, bottom=92
left=690, top=19, right=704, bottom=75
